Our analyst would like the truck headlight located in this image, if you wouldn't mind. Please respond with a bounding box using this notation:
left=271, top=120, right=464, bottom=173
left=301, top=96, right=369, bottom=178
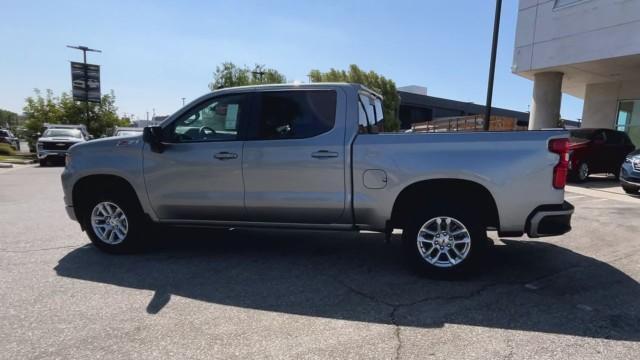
left=37, top=142, right=43, bottom=149
left=625, top=156, right=632, bottom=163
left=65, top=153, right=72, bottom=167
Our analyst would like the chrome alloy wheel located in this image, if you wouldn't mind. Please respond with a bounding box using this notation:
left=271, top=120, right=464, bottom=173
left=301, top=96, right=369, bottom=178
left=91, top=201, right=129, bottom=245
left=416, top=216, right=471, bottom=268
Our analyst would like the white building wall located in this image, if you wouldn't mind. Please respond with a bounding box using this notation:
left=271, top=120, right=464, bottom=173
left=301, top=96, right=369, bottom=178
left=582, top=82, right=619, bottom=128
left=582, top=79, right=640, bottom=128
left=514, top=0, right=640, bottom=73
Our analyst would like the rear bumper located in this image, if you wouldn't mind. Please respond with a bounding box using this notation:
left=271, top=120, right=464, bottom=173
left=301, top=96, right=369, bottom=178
left=526, top=201, right=574, bottom=238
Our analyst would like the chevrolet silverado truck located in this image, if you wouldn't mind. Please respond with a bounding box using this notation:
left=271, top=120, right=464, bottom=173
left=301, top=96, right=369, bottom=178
left=61, top=83, right=574, bottom=275
left=37, top=125, right=90, bottom=166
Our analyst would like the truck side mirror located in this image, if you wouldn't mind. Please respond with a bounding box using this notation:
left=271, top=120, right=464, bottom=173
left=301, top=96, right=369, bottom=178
left=143, top=126, right=165, bottom=153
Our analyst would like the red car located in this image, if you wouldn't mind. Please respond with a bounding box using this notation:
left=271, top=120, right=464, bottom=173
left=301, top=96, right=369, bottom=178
left=568, top=128, right=635, bottom=182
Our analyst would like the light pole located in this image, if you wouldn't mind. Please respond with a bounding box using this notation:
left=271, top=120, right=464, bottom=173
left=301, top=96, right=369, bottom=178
left=252, top=70, right=265, bottom=83
left=483, top=0, right=502, bottom=131
left=67, top=45, right=101, bottom=130
left=182, top=97, right=186, bottom=106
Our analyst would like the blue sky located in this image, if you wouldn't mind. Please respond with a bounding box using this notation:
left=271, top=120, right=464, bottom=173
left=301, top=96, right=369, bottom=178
left=0, top=0, right=583, bottom=121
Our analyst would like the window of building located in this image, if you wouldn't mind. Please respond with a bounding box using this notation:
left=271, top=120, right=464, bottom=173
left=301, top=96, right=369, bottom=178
left=253, top=90, right=336, bottom=140
left=554, top=0, right=587, bottom=8
left=617, top=100, right=640, bottom=146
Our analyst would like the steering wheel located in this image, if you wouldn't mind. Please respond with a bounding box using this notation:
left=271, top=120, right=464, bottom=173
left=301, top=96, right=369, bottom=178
left=199, top=126, right=216, bottom=137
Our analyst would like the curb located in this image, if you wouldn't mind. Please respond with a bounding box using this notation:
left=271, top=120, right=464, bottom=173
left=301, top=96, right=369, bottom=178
left=0, top=163, right=14, bottom=168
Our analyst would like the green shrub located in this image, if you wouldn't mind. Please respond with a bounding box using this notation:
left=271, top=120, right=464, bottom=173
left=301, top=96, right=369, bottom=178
left=0, top=143, right=15, bottom=156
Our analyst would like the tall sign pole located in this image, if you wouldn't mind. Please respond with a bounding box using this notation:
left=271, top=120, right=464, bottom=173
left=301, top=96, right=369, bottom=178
left=483, top=0, right=502, bottom=131
left=67, top=45, right=101, bottom=131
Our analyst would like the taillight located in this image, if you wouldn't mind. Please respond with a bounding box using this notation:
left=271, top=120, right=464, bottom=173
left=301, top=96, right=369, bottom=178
left=549, top=138, right=569, bottom=189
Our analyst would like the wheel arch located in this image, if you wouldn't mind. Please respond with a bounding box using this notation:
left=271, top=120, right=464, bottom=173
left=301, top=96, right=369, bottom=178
left=389, top=179, right=499, bottom=230
left=72, top=174, right=143, bottom=227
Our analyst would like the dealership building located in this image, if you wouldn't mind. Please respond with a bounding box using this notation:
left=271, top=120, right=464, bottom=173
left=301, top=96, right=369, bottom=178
left=397, top=86, right=531, bottom=130
left=513, top=0, right=640, bottom=144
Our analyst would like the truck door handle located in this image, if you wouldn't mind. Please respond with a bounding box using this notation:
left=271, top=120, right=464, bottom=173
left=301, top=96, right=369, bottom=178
left=311, top=150, right=339, bottom=159
left=214, top=152, right=238, bottom=160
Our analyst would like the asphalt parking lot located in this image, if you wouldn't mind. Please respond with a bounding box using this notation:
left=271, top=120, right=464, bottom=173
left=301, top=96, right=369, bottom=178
left=1, top=165, right=640, bottom=359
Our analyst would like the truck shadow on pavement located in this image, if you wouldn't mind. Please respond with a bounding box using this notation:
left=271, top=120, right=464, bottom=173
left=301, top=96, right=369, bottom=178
left=55, top=228, right=640, bottom=341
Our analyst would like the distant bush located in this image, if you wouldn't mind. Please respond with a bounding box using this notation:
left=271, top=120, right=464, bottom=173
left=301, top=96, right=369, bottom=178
left=0, top=143, right=16, bottom=156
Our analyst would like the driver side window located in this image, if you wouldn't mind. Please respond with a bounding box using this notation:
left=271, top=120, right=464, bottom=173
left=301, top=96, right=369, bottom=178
left=169, top=94, right=246, bottom=142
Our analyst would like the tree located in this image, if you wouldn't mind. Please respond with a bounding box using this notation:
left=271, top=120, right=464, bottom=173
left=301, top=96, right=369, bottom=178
left=308, top=65, right=401, bottom=131
left=23, top=89, right=129, bottom=138
left=0, top=108, right=20, bottom=129
left=208, top=62, right=286, bottom=90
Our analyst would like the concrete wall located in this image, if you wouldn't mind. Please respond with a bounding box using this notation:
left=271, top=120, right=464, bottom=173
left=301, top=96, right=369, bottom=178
left=582, top=79, right=640, bottom=128
left=514, top=0, right=640, bottom=73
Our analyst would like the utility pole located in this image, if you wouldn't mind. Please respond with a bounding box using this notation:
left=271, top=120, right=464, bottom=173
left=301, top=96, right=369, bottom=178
left=252, top=70, right=265, bottom=83
left=67, top=45, right=101, bottom=131
left=483, top=0, right=502, bottom=131
left=181, top=97, right=186, bottom=106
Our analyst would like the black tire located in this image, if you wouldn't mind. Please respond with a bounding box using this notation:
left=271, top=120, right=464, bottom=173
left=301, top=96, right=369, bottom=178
left=613, top=168, right=621, bottom=180
left=572, top=162, right=589, bottom=182
left=622, top=185, right=639, bottom=195
left=402, top=206, right=486, bottom=278
left=80, top=188, right=147, bottom=254
left=39, top=159, right=47, bottom=167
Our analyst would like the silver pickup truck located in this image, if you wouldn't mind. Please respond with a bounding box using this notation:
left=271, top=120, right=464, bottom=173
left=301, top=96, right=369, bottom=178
left=61, top=83, right=573, bottom=275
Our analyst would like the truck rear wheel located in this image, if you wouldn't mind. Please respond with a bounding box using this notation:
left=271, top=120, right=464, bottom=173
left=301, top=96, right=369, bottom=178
left=402, top=207, right=485, bottom=277
left=80, top=190, right=146, bottom=254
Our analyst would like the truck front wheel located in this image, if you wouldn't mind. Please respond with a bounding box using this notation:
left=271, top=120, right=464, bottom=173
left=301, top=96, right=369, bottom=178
left=80, top=191, right=146, bottom=254
left=403, top=207, right=485, bottom=277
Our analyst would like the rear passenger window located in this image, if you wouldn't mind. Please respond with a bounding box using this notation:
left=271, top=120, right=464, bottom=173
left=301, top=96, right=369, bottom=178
left=358, top=93, right=384, bottom=134
left=253, top=90, right=336, bottom=140
left=606, top=131, right=624, bottom=145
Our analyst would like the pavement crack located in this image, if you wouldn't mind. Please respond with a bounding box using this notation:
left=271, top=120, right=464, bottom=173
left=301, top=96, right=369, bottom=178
left=390, top=307, right=403, bottom=360
left=329, top=276, right=505, bottom=360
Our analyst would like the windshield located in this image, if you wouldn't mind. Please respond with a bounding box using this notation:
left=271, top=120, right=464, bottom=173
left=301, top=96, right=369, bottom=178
left=43, top=129, right=82, bottom=138
left=569, top=129, right=594, bottom=141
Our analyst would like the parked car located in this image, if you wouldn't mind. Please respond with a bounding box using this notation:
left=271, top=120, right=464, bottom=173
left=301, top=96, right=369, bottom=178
left=37, top=127, right=88, bottom=166
left=113, top=127, right=143, bottom=137
left=568, top=128, right=635, bottom=182
left=0, top=129, right=19, bottom=150
left=61, top=83, right=573, bottom=276
left=620, top=149, right=640, bottom=194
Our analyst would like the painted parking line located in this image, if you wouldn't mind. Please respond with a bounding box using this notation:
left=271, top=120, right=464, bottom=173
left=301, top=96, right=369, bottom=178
left=565, top=195, right=585, bottom=200
left=565, top=185, right=640, bottom=204
left=580, top=198, right=609, bottom=203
